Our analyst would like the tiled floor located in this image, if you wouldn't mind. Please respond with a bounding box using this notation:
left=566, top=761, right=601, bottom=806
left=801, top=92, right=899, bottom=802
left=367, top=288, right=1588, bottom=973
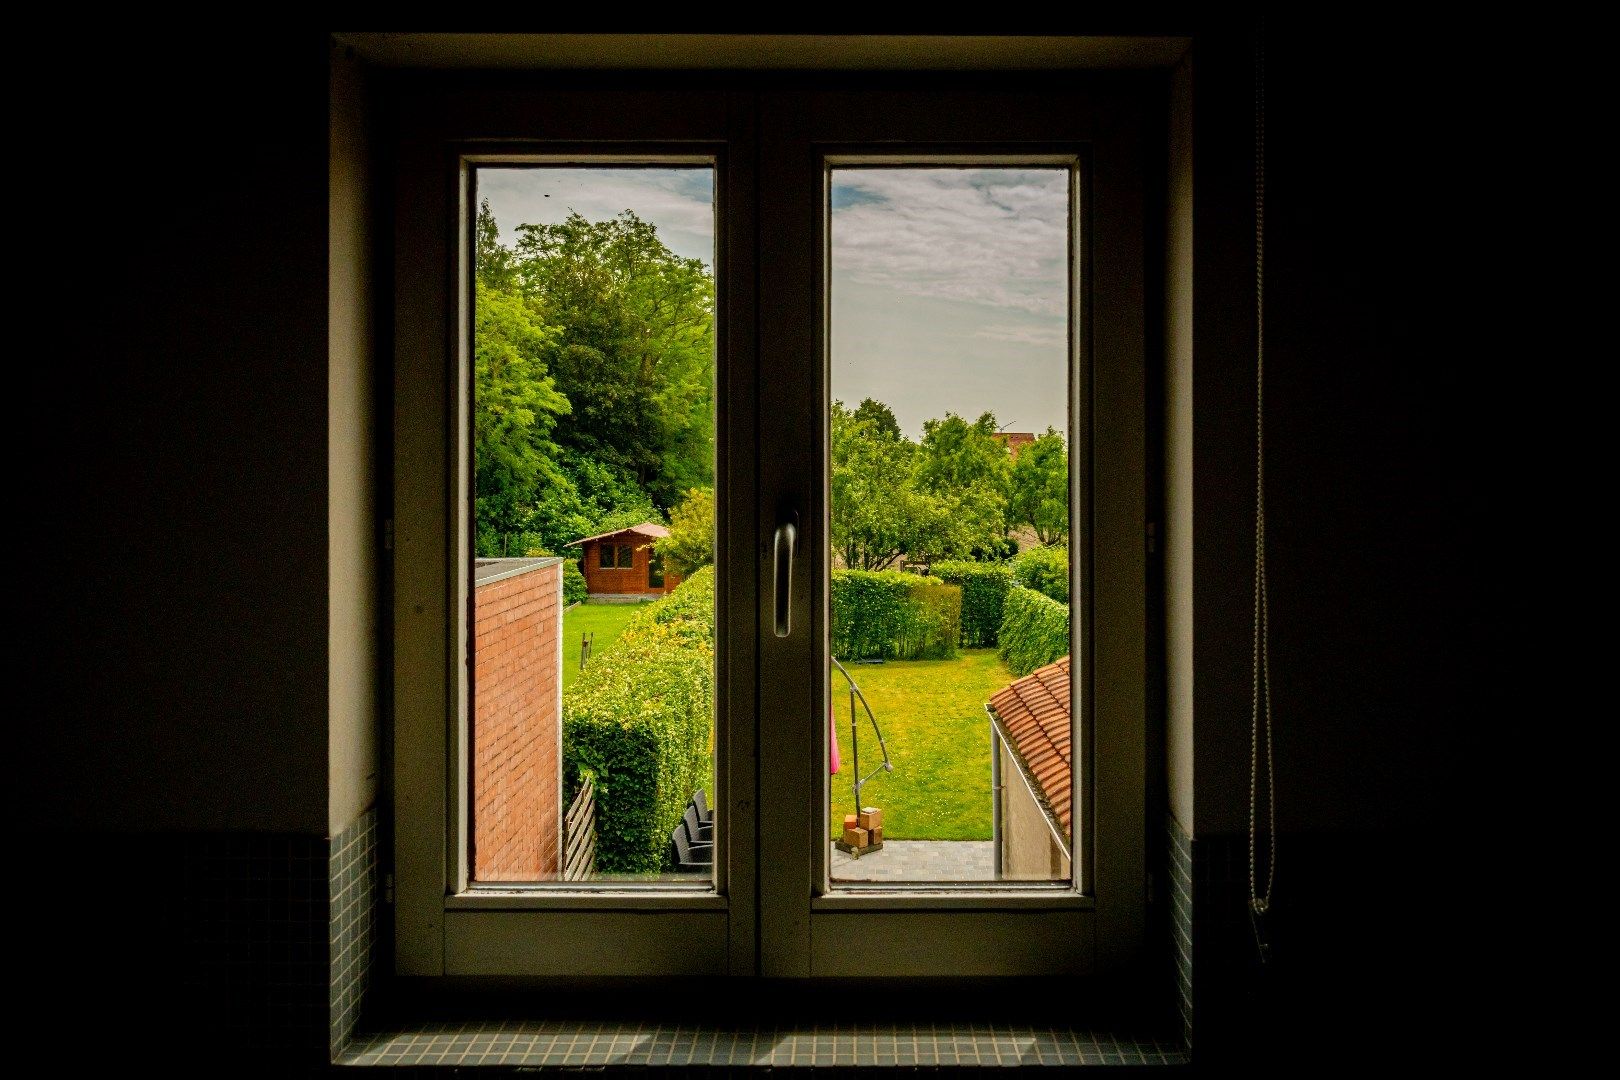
left=830, top=839, right=995, bottom=882
left=338, top=1020, right=1187, bottom=1068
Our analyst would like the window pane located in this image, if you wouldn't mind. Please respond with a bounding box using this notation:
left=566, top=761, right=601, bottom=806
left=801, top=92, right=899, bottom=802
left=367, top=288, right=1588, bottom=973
left=471, top=165, right=717, bottom=884
left=827, top=166, right=1072, bottom=885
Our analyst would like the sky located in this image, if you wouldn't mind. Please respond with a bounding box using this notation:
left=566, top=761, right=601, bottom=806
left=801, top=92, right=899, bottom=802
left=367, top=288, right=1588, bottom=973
left=478, top=165, right=1069, bottom=441
left=478, top=166, right=716, bottom=264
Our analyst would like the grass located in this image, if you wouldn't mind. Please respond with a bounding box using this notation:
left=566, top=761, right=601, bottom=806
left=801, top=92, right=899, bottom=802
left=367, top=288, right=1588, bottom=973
left=562, top=600, right=650, bottom=690
left=828, top=648, right=1016, bottom=841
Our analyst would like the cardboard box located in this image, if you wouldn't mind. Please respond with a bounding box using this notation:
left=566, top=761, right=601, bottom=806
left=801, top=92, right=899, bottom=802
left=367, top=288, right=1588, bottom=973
left=843, top=826, right=869, bottom=848
left=843, top=813, right=859, bottom=831
left=858, top=807, right=882, bottom=831
left=870, top=826, right=883, bottom=844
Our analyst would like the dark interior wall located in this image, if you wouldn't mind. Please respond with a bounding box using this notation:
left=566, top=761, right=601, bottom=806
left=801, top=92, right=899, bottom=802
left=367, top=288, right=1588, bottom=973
left=1190, top=19, right=1477, bottom=840
left=1182, top=18, right=1486, bottom=1059
left=329, top=42, right=381, bottom=836
left=23, top=30, right=332, bottom=835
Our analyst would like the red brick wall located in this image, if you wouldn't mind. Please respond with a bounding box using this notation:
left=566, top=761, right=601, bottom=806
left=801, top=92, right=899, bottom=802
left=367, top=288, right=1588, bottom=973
left=472, top=561, right=562, bottom=881
left=579, top=539, right=683, bottom=597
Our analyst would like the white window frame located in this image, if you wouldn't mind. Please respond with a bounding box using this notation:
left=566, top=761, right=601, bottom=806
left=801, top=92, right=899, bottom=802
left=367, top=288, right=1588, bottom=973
left=392, top=75, right=1149, bottom=986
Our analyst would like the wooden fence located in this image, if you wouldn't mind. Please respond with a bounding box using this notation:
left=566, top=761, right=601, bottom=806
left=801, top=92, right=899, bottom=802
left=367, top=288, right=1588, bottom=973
left=562, top=775, right=596, bottom=882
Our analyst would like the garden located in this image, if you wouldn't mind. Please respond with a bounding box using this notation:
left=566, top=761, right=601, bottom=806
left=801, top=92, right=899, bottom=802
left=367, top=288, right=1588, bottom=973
left=551, top=550, right=1072, bottom=874
left=472, top=192, right=1076, bottom=873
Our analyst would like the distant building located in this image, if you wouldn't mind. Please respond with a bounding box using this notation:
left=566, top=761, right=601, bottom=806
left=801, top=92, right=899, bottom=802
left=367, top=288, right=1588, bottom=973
left=992, top=431, right=1036, bottom=458
left=986, top=656, right=1073, bottom=881
left=472, top=557, right=564, bottom=882
left=566, top=522, right=682, bottom=599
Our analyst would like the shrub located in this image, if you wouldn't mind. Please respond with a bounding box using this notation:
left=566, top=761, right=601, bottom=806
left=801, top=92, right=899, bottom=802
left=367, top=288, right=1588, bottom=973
left=562, top=567, right=714, bottom=873
left=654, top=487, right=715, bottom=575
left=830, top=569, right=961, bottom=661
left=1012, top=544, right=1070, bottom=604
left=562, top=558, right=588, bottom=605
left=998, top=585, right=1070, bottom=676
left=930, top=560, right=1014, bottom=647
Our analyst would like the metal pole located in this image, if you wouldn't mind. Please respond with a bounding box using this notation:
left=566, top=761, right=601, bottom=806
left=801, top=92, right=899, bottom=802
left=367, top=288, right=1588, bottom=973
left=850, top=684, right=860, bottom=813
left=990, top=712, right=1003, bottom=880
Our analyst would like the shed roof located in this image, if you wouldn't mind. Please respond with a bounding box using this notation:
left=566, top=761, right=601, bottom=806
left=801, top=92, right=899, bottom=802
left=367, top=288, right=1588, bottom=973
left=564, top=522, right=670, bottom=547
left=987, top=656, right=1072, bottom=839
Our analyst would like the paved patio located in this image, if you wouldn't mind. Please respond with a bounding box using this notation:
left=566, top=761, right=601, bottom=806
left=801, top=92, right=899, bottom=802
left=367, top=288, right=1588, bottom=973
left=830, top=840, right=995, bottom=882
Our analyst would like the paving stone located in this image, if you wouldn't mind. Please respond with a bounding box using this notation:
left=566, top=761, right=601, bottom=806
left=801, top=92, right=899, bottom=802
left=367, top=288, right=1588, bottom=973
left=830, top=840, right=995, bottom=882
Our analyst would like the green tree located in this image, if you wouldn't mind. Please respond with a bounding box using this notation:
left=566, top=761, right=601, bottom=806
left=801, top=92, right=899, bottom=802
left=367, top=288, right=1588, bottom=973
left=854, top=397, right=902, bottom=440
left=1009, top=427, right=1069, bottom=544
left=512, top=210, right=714, bottom=510
left=475, top=199, right=519, bottom=292
left=473, top=280, right=571, bottom=557
left=655, top=487, right=715, bottom=575
left=830, top=401, right=965, bottom=570
left=914, top=411, right=1011, bottom=558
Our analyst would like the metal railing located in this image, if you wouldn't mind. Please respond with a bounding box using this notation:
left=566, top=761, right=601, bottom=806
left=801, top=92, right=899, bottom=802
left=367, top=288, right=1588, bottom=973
left=832, top=657, right=893, bottom=814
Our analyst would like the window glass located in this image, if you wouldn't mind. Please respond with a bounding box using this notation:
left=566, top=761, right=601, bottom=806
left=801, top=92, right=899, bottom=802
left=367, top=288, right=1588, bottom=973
left=470, top=165, right=717, bottom=883
left=826, top=167, right=1072, bottom=885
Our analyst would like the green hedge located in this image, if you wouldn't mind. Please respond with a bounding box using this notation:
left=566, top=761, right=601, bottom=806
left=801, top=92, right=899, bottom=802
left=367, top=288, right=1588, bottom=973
left=830, top=569, right=961, bottom=661
left=562, top=558, right=588, bottom=606
left=998, top=585, right=1070, bottom=676
left=562, top=567, right=714, bottom=873
left=930, top=560, right=1014, bottom=647
left=1012, top=545, right=1070, bottom=604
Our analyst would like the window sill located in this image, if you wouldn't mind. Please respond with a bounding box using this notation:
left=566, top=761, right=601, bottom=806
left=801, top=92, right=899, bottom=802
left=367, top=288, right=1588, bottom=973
left=337, top=1018, right=1187, bottom=1068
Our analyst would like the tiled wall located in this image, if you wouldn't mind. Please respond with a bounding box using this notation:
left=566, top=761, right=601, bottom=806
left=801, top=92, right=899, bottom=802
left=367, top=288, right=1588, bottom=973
left=175, top=832, right=331, bottom=1070
left=330, top=807, right=377, bottom=1057
left=341, top=1021, right=1187, bottom=1068
left=63, top=812, right=382, bottom=1071
left=1168, top=813, right=1194, bottom=1048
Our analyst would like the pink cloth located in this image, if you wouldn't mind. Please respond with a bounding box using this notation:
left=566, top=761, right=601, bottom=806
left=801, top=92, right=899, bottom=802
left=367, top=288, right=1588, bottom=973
left=829, top=703, right=842, bottom=774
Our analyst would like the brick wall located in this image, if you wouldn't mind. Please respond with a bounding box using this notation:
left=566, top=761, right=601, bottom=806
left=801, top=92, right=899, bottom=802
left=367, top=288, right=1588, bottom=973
left=473, top=560, right=562, bottom=881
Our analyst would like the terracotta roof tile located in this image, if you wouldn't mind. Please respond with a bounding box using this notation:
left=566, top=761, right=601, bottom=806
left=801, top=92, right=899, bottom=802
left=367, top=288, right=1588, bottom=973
left=988, top=656, right=1072, bottom=837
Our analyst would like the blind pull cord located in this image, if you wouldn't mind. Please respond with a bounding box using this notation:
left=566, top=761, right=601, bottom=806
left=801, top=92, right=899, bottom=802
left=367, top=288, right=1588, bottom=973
left=1249, top=17, right=1279, bottom=967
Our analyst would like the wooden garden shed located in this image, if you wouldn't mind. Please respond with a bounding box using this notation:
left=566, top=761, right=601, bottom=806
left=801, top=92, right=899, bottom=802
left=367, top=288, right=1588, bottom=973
left=566, top=522, right=682, bottom=599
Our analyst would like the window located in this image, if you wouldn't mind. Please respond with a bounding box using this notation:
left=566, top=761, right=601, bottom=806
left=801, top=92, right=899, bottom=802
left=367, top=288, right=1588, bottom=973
left=617, top=545, right=634, bottom=569
left=598, top=545, right=612, bottom=569
left=394, top=78, right=1148, bottom=984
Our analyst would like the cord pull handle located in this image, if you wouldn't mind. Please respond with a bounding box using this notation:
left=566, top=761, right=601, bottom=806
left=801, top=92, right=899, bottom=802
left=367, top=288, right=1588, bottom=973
left=1249, top=900, right=1272, bottom=965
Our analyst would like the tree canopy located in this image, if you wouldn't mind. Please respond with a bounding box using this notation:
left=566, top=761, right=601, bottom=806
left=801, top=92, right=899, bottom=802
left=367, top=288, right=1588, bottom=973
left=474, top=200, right=714, bottom=558
left=472, top=196, right=1066, bottom=572
left=1009, top=427, right=1069, bottom=544
left=655, top=487, right=716, bottom=576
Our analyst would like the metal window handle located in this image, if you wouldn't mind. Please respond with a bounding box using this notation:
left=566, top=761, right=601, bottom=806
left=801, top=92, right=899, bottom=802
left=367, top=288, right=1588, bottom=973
left=773, top=515, right=797, bottom=638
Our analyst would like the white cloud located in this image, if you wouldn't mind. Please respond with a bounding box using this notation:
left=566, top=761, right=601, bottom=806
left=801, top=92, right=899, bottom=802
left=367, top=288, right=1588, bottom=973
left=831, top=169, right=1069, bottom=316
left=973, top=323, right=1067, bottom=347
left=477, top=167, right=716, bottom=265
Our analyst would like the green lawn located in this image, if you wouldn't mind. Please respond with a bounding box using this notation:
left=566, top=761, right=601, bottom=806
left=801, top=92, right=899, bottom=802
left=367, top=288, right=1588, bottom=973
left=562, top=600, right=650, bottom=690
left=828, top=649, right=1016, bottom=841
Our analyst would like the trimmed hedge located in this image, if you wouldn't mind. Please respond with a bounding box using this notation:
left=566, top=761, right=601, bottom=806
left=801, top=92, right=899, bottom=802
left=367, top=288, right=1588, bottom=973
left=1012, top=545, right=1070, bottom=604
left=831, top=569, right=961, bottom=662
left=930, top=560, right=1014, bottom=648
left=998, top=584, right=1071, bottom=677
left=562, top=558, right=588, bottom=605
left=562, top=567, right=714, bottom=873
